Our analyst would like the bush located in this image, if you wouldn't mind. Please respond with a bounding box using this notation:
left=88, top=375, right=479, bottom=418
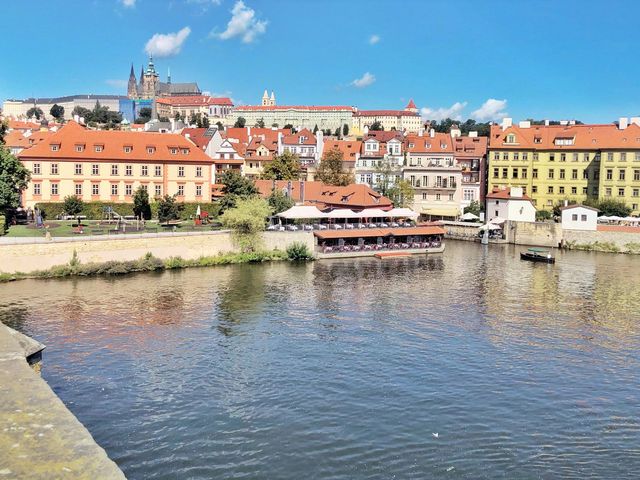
left=0, top=215, right=5, bottom=235
left=286, top=242, right=314, bottom=261
left=35, top=201, right=220, bottom=221
left=536, top=210, right=553, bottom=221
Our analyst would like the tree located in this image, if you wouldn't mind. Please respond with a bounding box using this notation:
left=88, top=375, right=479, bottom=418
left=256, top=118, right=265, bottom=128
left=267, top=188, right=295, bottom=214
left=202, top=115, right=210, bottom=128
left=369, top=121, right=383, bottom=131
left=50, top=104, right=65, bottom=121
left=553, top=200, right=577, bottom=217
left=136, top=107, right=153, bottom=124
left=0, top=146, right=31, bottom=215
left=157, top=195, right=182, bottom=223
left=220, top=197, right=272, bottom=252
left=216, top=121, right=224, bottom=130
left=536, top=210, right=553, bottom=221
left=26, top=107, right=44, bottom=120
left=262, top=151, right=302, bottom=180
left=63, top=195, right=84, bottom=225
left=174, top=112, right=182, bottom=121
left=373, top=159, right=397, bottom=196
left=463, top=200, right=483, bottom=217
left=271, top=123, right=279, bottom=128
left=387, top=180, right=415, bottom=208
left=316, top=147, right=353, bottom=186
left=133, top=186, right=152, bottom=220
left=0, top=120, right=8, bottom=144
left=589, top=198, right=631, bottom=217
left=71, top=106, right=91, bottom=120
left=334, top=127, right=341, bottom=137
left=342, top=123, right=349, bottom=136
left=234, top=117, right=246, bottom=128
left=313, top=124, right=319, bottom=134
left=284, top=123, right=294, bottom=130
left=219, top=170, right=259, bottom=212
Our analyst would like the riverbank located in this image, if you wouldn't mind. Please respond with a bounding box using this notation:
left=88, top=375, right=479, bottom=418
left=0, top=323, right=126, bottom=479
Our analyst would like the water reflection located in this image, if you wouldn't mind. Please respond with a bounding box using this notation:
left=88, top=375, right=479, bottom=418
left=1, top=242, right=640, bottom=479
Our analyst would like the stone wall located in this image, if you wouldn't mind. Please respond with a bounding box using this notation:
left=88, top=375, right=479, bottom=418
left=507, top=221, right=563, bottom=247
left=563, top=229, right=640, bottom=254
left=0, top=231, right=314, bottom=274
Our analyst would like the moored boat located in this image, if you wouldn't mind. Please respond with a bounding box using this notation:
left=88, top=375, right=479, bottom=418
left=520, top=247, right=555, bottom=263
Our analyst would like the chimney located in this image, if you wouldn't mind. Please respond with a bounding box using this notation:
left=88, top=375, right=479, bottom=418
left=429, top=128, right=435, bottom=138
left=469, top=131, right=478, bottom=138
left=450, top=127, right=461, bottom=138
left=569, top=120, right=576, bottom=125
left=544, top=119, right=550, bottom=126
left=631, top=117, right=640, bottom=126
left=518, top=120, right=531, bottom=128
left=418, top=127, right=425, bottom=136
left=619, top=117, right=629, bottom=130
left=501, top=117, right=512, bottom=130
left=560, top=120, right=568, bottom=126
left=510, top=186, right=523, bottom=198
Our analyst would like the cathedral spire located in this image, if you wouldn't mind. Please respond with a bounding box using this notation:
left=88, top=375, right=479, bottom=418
left=129, top=63, right=135, bottom=80
left=167, top=67, right=171, bottom=84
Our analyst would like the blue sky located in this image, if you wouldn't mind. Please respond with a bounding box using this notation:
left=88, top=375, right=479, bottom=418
left=1, top=0, right=639, bottom=123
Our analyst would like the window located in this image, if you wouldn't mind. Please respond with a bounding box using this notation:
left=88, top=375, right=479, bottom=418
left=124, top=146, right=132, bottom=153
left=522, top=168, right=528, bottom=179
left=532, top=168, right=538, bottom=179
left=635, top=170, right=640, bottom=181
left=532, top=185, right=538, bottom=193
left=571, top=186, right=577, bottom=194
left=533, top=153, right=539, bottom=161
left=573, top=153, right=579, bottom=162
left=636, top=153, right=640, bottom=162
left=620, top=169, right=626, bottom=181
left=606, top=187, right=612, bottom=197
left=75, top=184, right=82, bottom=196
left=170, top=148, right=178, bottom=155
left=550, top=153, right=555, bottom=162
left=51, top=164, right=58, bottom=175
left=111, top=184, right=118, bottom=196
left=548, top=186, right=554, bottom=194
left=94, top=145, right=103, bottom=153
left=506, top=134, right=516, bottom=143
left=621, top=153, right=627, bottom=162
left=155, top=166, right=162, bottom=176
left=634, top=189, right=640, bottom=197
left=178, top=166, right=185, bottom=177
left=177, top=185, right=184, bottom=196
left=523, top=153, right=528, bottom=161
left=607, top=152, right=613, bottom=162
left=502, top=168, right=508, bottom=179
left=634, top=204, right=639, bottom=211
left=572, top=169, right=578, bottom=180
left=155, top=185, right=162, bottom=196
left=514, top=153, right=519, bottom=161
left=583, top=169, right=589, bottom=180
left=559, top=186, right=565, bottom=194
left=606, top=169, right=613, bottom=180
left=196, top=166, right=202, bottom=177
left=33, top=163, right=41, bottom=175
left=147, top=147, right=156, bottom=154
left=560, top=153, right=566, bottom=162
left=125, top=184, right=132, bottom=196
left=139, top=165, right=148, bottom=177
left=618, top=187, right=625, bottom=197
left=502, top=153, right=508, bottom=160
left=75, top=144, right=84, bottom=152
left=111, top=164, right=119, bottom=176
left=572, top=214, right=578, bottom=221
left=513, top=168, right=518, bottom=179
left=584, top=153, right=590, bottom=162
left=181, top=148, right=189, bottom=154
left=196, top=185, right=202, bottom=197
left=125, top=165, right=132, bottom=176
left=493, top=152, right=499, bottom=160
left=422, top=192, right=427, bottom=200
left=33, top=183, right=41, bottom=195
left=548, top=169, right=554, bottom=179
left=50, top=144, right=59, bottom=152
left=448, top=193, right=454, bottom=201
left=493, top=168, right=499, bottom=178
left=141, top=184, right=148, bottom=192
left=583, top=187, right=588, bottom=195
left=435, top=193, right=441, bottom=201
left=51, top=183, right=58, bottom=195
left=92, top=184, right=99, bottom=195
left=560, top=169, right=565, bottom=179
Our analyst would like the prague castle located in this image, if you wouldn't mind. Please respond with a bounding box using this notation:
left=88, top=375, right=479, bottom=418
left=127, top=56, right=201, bottom=101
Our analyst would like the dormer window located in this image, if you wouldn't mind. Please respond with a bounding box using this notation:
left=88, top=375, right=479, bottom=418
left=181, top=148, right=189, bottom=154
left=299, top=137, right=306, bottom=144
left=506, top=134, right=516, bottom=144
left=409, top=143, right=415, bottom=148
left=94, top=145, right=104, bottom=152
left=170, top=148, right=178, bottom=155
left=147, top=146, right=156, bottom=154
left=50, top=144, right=59, bottom=152
left=554, top=137, right=575, bottom=146
left=534, top=137, right=542, bottom=144
left=123, top=145, right=132, bottom=153
left=75, top=144, right=85, bottom=152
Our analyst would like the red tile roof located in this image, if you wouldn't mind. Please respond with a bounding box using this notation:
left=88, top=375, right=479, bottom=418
left=405, top=132, right=454, bottom=154
left=355, top=110, right=419, bottom=117
left=323, top=140, right=362, bottom=163
left=7, top=120, right=41, bottom=131
left=255, top=180, right=392, bottom=209
left=3, top=130, right=52, bottom=150
left=406, top=99, right=417, bottom=109
left=453, top=135, right=488, bottom=158
left=486, top=187, right=532, bottom=201
left=282, top=128, right=316, bottom=146
left=180, top=127, right=212, bottom=150
left=19, top=121, right=212, bottom=163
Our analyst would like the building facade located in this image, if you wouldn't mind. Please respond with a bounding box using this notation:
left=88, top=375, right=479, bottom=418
left=352, top=100, right=422, bottom=135
left=18, top=121, right=214, bottom=207
left=451, top=131, right=488, bottom=209
left=487, top=117, right=640, bottom=214
left=3, top=95, right=127, bottom=121
left=485, top=187, right=536, bottom=222
left=232, top=104, right=354, bottom=132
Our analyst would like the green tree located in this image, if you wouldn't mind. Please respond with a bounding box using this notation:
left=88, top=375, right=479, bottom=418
left=216, top=121, right=224, bottom=130
left=373, top=159, right=396, bottom=196
left=334, top=127, right=341, bottom=137
left=313, top=124, right=319, bottom=134
left=234, top=117, right=246, bottom=128
left=316, top=147, right=353, bottom=186
left=0, top=120, right=8, bottom=144
left=26, top=107, right=44, bottom=120
left=63, top=195, right=84, bottom=225
left=590, top=198, right=631, bottom=217
left=369, top=121, right=383, bottom=131
left=284, top=123, right=294, bottom=130
left=71, top=106, right=91, bottom=120
left=220, top=197, right=272, bottom=252
left=219, top=170, right=259, bottom=212
left=463, top=200, right=483, bottom=216
left=262, top=151, right=302, bottom=180
left=387, top=180, right=415, bottom=208
left=50, top=104, right=65, bottom=121
left=342, top=123, right=349, bottom=136
left=202, top=115, right=210, bottom=128
left=133, top=186, right=152, bottom=220
left=553, top=200, right=577, bottom=217
left=136, top=107, right=153, bottom=124
left=271, top=123, right=279, bottom=128
left=256, top=118, right=265, bottom=128
left=267, top=188, right=295, bottom=214
left=157, top=195, right=182, bottom=223
left=536, top=210, right=553, bottom=221
left=174, top=112, right=182, bottom=121
left=0, top=146, right=31, bottom=215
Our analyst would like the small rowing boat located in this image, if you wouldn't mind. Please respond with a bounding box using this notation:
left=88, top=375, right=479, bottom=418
left=520, top=247, right=555, bottom=264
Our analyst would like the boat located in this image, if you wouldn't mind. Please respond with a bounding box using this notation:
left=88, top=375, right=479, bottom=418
left=520, top=247, right=555, bottom=263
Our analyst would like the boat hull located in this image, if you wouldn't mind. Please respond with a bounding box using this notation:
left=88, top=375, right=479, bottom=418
left=520, top=252, right=555, bottom=264
left=317, top=245, right=445, bottom=260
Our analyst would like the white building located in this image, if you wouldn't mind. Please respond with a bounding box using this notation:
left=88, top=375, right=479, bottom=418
left=560, top=204, right=599, bottom=231
left=352, top=100, right=422, bottom=135
left=485, top=186, right=536, bottom=222
left=232, top=105, right=354, bottom=132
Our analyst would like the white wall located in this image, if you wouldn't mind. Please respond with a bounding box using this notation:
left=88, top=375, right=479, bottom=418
left=561, top=207, right=598, bottom=231
left=488, top=199, right=535, bottom=222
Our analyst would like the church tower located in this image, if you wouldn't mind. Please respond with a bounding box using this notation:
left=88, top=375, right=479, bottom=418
left=127, top=63, right=138, bottom=99
left=141, top=56, right=160, bottom=99
left=270, top=91, right=276, bottom=106
left=262, top=89, right=269, bottom=106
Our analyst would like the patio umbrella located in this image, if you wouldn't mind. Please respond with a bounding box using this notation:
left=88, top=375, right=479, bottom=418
left=460, top=212, right=480, bottom=221
left=196, top=205, right=201, bottom=217
left=597, top=215, right=611, bottom=221
left=479, top=223, right=502, bottom=231
left=608, top=215, right=623, bottom=221
left=490, top=217, right=506, bottom=224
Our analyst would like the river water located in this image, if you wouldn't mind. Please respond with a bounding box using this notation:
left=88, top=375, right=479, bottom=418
left=2, top=241, right=640, bottom=479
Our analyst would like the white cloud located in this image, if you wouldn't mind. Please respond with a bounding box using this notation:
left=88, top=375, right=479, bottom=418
left=352, top=72, right=376, bottom=88
left=369, top=34, right=380, bottom=45
left=187, top=0, right=221, bottom=8
left=105, top=79, right=128, bottom=89
left=217, top=1, right=267, bottom=44
left=145, top=27, right=191, bottom=58
left=121, top=0, right=136, bottom=7
left=470, top=98, right=508, bottom=121
left=420, top=102, right=467, bottom=121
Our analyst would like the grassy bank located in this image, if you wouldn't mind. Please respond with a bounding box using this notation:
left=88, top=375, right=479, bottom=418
left=0, top=246, right=312, bottom=283
left=563, top=240, right=640, bottom=254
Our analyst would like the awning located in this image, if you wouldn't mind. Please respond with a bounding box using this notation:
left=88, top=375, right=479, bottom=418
left=386, top=208, right=419, bottom=219
left=421, top=207, right=459, bottom=217
left=358, top=208, right=391, bottom=218
left=314, top=226, right=446, bottom=240
left=277, top=206, right=327, bottom=219
left=326, top=209, right=363, bottom=219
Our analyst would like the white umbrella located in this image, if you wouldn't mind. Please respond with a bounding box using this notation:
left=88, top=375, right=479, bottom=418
left=609, top=215, right=623, bottom=221
left=196, top=205, right=201, bottom=217
left=490, top=217, right=506, bottom=224
left=359, top=208, right=390, bottom=218
left=479, top=223, right=502, bottom=231
left=460, top=212, right=480, bottom=221
left=598, top=215, right=611, bottom=222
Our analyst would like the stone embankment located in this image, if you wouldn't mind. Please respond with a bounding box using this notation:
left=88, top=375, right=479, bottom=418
left=0, top=323, right=126, bottom=479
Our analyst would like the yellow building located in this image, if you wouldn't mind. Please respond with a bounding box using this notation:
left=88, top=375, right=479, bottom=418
left=487, top=118, right=640, bottom=213
left=18, top=121, right=214, bottom=207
